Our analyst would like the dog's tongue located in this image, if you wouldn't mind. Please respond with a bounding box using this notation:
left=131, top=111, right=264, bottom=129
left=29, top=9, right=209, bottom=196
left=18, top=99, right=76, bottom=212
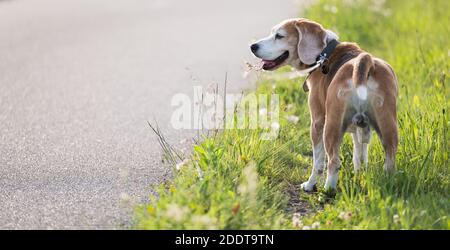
left=262, top=60, right=276, bottom=69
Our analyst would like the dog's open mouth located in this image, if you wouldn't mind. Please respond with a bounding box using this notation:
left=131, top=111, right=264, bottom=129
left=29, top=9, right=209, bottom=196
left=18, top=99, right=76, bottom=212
left=262, top=51, right=289, bottom=70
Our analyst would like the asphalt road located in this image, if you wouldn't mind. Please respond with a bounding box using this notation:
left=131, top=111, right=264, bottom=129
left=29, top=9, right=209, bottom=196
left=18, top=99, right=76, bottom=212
left=0, top=0, right=296, bottom=229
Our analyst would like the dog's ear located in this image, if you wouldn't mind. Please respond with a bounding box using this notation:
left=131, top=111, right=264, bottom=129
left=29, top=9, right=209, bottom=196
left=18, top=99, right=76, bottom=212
left=295, top=20, right=327, bottom=65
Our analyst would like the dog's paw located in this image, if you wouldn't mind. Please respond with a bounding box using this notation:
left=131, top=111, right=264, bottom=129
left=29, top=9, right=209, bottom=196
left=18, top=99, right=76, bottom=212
left=300, top=181, right=316, bottom=192
left=317, top=187, right=337, bottom=204
left=322, top=186, right=337, bottom=197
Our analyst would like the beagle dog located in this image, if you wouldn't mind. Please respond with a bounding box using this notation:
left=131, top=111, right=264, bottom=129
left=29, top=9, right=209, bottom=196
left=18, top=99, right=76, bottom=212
left=250, top=18, right=398, bottom=192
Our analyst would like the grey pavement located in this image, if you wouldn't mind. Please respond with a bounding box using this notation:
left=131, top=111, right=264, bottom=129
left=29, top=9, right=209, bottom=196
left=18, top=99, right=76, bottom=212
left=0, top=0, right=296, bottom=229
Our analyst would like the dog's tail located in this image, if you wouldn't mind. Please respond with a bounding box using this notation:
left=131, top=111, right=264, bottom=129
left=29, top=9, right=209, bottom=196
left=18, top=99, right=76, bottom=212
left=351, top=53, right=374, bottom=128
left=352, top=53, right=374, bottom=101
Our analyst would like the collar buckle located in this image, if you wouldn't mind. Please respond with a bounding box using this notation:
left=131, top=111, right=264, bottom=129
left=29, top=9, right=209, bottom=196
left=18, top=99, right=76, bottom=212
left=317, top=53, right=328, bottom=65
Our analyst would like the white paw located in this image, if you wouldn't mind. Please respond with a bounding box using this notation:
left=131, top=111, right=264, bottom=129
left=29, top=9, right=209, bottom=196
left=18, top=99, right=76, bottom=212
left=324, top=173, right=338, bottom=191
left=323, top=184, right=337, bottom=193
left=300, top=181, right=316, bottom=192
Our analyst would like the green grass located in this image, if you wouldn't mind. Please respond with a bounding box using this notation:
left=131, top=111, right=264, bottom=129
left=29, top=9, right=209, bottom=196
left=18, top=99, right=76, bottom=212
left=135, top=0, right=449, bottom=230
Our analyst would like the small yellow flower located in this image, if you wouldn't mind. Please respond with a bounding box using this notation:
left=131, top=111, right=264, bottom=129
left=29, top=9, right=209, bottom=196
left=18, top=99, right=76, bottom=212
left=146, top=206, right=155, bottom=215
left=413, top=95, right=420, bottom=107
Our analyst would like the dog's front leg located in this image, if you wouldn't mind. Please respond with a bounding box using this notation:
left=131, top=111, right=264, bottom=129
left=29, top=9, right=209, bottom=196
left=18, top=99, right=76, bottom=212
left=301, top=118, right=326, bottom=192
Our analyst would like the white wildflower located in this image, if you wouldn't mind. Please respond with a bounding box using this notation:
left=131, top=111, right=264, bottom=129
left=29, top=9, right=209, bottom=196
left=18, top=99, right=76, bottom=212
left=286, top=115, right=300, bottom=124
left=393, top=214, right=400, bottom=224
left=165, top=203, right=189, bottom=222
left=292, top=213, right=303, bottom=228
left=238, top=163, right=259, bottom=204
left=191, top=215, right=218, bottom=230
left=324, top=4, right=338, bottom=13
left=175, top=159, right=190, bottom=171
left=271, top=122, right=280, bottom=131
left=302, top=225, right=311, bottom=230
left=311, top=222, right=321, bottom=229
left=286, top=104, right=294, bottom=111
left=339, top=211, right=353, bottom=221
left=330, top=6, right=338, bottom=13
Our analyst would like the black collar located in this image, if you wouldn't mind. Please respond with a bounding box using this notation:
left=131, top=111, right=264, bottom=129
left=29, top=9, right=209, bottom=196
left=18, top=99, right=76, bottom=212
left=316, top=39, right=339, bottom=64
left=302, top=39, right=340, bottom=92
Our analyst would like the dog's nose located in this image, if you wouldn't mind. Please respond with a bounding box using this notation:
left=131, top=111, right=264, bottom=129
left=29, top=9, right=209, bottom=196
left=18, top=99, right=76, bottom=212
left=250, top=43, right=259, bottom=53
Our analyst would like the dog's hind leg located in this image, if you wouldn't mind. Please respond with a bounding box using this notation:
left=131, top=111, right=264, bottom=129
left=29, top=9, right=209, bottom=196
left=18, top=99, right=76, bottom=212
left=371, top=95, right=398, bottom=172
left=323, top=113, right=345, bottom=192
left=378, top=116, right=398, bottom=172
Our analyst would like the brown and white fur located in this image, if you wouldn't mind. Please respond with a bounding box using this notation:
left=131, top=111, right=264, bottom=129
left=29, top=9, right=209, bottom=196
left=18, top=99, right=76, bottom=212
left=250, top=18, right=398, bottom=191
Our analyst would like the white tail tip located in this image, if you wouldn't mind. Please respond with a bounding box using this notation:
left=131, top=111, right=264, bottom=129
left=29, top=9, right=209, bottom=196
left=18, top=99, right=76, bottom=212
left=356, top=86, right=368, bottom=100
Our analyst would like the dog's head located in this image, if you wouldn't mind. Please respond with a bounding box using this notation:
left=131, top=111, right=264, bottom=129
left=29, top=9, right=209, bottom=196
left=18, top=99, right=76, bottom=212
left=250, top=18, right=338, bottom=70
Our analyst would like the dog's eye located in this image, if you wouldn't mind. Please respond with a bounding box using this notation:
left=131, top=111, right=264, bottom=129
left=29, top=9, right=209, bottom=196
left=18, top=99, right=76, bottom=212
left=275, top=33, right=284, bottom=40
